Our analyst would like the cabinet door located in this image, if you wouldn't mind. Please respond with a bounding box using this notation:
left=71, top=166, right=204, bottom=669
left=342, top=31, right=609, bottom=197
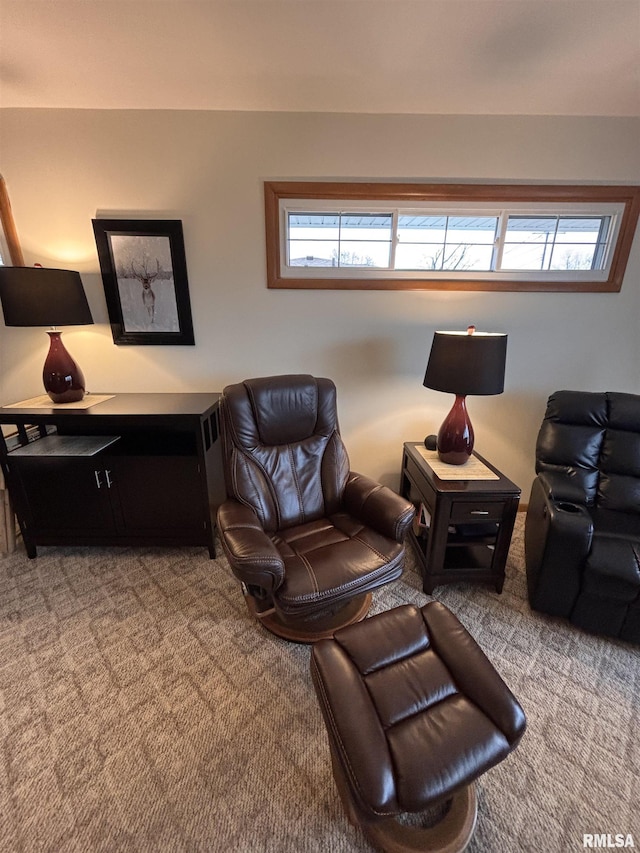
left=14, top=458, right=116, bottom=536
left=109, top=456, right=206, bottom=538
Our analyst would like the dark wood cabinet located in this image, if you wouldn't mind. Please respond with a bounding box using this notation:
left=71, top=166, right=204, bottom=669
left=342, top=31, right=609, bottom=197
left=0, top=393, right=226, bottom=558
left=400, top=442, right=520, bottom=594
left=16, top=456, right=118, bottom=536
left=110, top=456, right=204, bottom=536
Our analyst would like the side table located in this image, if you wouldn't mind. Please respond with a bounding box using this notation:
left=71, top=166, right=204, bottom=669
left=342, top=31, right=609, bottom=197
left=400, top=442, right=520, bottom=594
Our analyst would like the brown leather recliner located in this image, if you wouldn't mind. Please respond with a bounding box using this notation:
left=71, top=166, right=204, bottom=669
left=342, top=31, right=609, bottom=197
left=216, top=375, right=415, bottom=642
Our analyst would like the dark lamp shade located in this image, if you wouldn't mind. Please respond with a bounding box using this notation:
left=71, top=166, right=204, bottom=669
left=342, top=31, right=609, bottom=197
left=423, top=331, right=507, bottom=397
left=0, top=266, right=93, bottom=327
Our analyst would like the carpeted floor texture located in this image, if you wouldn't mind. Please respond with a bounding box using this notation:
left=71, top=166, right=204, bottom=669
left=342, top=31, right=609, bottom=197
left=0, top=515, right=638, bottom=852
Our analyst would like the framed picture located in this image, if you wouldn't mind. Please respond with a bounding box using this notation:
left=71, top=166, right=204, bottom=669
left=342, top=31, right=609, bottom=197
left=92, top=219, right=195, bottom=345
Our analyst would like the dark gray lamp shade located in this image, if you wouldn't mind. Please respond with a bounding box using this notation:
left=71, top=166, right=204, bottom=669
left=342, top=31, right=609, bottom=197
left=424, top=331, right=507, bottom=397
left=0, top=266, right=93, bottom=404
left=0, top=266, right=93, bottom=327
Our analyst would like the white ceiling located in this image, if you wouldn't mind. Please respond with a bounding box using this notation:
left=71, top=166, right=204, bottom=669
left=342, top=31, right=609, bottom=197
left=1, top=0, right=639, bottom=116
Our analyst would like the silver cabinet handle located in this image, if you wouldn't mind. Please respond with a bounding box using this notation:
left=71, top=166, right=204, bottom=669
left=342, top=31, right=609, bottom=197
left=470, top=510, right=489, bottom=515
left=94, top=470, right=103, bottom=489
left=105, top=470, right=113, bottom=489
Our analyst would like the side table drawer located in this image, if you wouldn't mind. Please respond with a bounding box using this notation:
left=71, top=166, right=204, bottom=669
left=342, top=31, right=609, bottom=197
left=450, top=501, right=506, bottom=524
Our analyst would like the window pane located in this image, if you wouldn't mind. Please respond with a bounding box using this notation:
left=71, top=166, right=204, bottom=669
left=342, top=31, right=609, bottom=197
left=502, top=215, right=611, bottom=271
left=549, top=244, right=596, bottom=270
left=396, top=244, right=445, bottom=270
left=505, top=216, right=557, bottom=243
left=397, top=215, right=447, bottom=243
left=554, top=217, right=605, bottom=244
left=446, top=216, right=498, bottom=244
left=288, top=241, right=339, bottom=266
left=441, top=244, right=494, bottom=271
left=503, top=216, right=559, bottom=269
left=289, top=213, right=340, bottom=241
left=288, top=213, right=340, bottom=266
left=501, top=243, right=546, bottom=270
left=337, top=214, right=392, bottom=267
left=340, top=214, right=392, bottom=240
left=339, top=241, right=390, bottom=267
left=397, top=215, right=497, bottom=271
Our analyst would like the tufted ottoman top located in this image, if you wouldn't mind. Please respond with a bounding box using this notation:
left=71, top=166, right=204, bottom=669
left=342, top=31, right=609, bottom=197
left=311, top=602, right=526, bottom=818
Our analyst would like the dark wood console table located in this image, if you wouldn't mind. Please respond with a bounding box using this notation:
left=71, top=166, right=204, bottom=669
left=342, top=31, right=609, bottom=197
left=0, top=393, right=226, bottom=558
left=400, top=442, right=520, bottom=594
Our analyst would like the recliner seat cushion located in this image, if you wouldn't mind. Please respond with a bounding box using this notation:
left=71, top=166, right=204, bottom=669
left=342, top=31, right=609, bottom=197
left=272, top=514, right=404, bottom=616
left=591, top=508, right=640, bottom=540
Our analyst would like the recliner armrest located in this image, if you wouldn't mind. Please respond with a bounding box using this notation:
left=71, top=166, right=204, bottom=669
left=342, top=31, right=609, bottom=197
left=536, top=470, right=588, bottom=506
left=343, top=472, right=415, bottom=543
left=216, top=500, right=285, bottom=593
left=524, top=475, right=593, bottom=617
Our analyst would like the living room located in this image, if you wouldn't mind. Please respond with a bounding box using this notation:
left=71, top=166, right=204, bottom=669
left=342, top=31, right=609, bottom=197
left=0, top=2, right=639, bottom=852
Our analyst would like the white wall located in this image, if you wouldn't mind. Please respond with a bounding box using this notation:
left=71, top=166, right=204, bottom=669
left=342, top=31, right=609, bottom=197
left=1, top=110, right=639, bottom=496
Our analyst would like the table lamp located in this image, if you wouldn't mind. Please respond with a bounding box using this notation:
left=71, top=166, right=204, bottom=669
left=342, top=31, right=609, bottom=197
left=0, top=265, right=94, bottom=404
left=423, top=325, right=507, bottom=465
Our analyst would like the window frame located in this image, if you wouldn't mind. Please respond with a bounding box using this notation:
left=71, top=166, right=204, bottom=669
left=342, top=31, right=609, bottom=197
left=264, top=181, right=640, bottom=292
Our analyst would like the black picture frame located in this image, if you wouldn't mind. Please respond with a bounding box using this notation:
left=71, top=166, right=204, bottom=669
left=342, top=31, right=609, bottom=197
left=92, top=219, right=195, bottom=345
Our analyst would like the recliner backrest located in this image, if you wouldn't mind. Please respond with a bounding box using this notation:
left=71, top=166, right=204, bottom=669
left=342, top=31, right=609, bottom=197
left=598, top=394, right=640, bottom=513
left=536, top=390, right=640, bottom=512
left=220, top=374, right=350, bottom=531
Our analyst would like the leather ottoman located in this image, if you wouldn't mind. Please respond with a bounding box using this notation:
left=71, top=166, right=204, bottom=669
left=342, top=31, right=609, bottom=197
left=311, top=602, right=526, bottom=852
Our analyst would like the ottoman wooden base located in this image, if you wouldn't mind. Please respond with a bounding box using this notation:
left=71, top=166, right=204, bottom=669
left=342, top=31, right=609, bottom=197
left=330, top=740, right=478, bottom=853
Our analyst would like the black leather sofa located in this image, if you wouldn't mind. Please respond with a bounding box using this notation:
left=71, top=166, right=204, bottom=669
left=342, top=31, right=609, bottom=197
left=525, top=390, right=640, bottom=645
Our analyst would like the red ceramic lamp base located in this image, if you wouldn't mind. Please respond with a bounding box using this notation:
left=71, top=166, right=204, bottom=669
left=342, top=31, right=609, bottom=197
left=43, top=330, right=86, bottom=404
left=437, top=394, right=474, bottom=465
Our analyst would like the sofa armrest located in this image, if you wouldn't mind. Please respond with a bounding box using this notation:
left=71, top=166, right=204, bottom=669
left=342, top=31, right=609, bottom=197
left=524, top=475, right=593, bottom=617
left=343, top=472, right=415, bottom=543
left=216, top=500, right=285, bottom=593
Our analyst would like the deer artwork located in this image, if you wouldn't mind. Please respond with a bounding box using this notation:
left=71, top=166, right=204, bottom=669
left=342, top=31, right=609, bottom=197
left=131, top=258, right=160, bottom=325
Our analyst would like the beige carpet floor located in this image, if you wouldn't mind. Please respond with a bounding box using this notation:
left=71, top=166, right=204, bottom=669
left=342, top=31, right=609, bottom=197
left=0, top=516, right=638, bottom=852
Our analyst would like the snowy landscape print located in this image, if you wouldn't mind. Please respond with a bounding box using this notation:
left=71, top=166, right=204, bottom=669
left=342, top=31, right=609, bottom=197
left=110, top=234, right=180, bottom=333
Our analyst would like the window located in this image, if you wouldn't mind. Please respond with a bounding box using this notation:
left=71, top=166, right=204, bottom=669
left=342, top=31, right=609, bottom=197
left=501, top=215, right=610, bottom=272
left=265, top=182, right=640, bottom=291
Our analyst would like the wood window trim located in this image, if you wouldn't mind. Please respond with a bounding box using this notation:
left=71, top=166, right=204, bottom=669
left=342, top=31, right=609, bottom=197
left=264, top=181, right=640, bottom=292
left=0, top=175, right=24, bottom=266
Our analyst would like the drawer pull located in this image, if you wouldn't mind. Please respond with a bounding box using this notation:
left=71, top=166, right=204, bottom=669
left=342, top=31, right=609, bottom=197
left=470, top=510, right=490, bottom=515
